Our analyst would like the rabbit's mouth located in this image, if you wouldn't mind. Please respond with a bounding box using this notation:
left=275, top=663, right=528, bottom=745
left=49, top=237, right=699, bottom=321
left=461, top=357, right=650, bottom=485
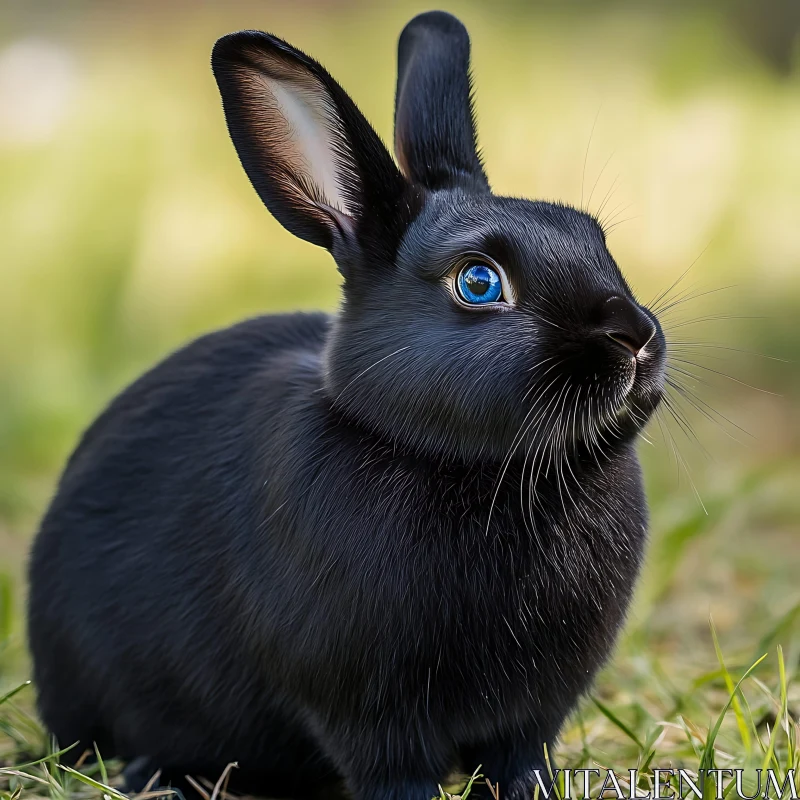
left=541, top=307, right=666, bottom=449
left=608, top=330, right=667, bottom=433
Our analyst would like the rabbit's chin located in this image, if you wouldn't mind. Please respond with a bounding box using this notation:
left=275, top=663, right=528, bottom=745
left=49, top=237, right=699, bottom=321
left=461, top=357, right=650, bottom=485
left=567, top=363, right=665, bottom=449
left=610, top=367, right=665, bottom=436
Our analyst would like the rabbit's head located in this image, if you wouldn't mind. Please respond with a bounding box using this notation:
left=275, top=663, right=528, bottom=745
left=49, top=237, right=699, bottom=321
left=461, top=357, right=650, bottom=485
left=212, top=12, right=665, bottom=465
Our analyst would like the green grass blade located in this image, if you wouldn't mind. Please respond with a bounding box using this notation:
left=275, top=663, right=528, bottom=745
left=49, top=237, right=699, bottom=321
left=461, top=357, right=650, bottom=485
left=543, top=742, right=563, bottom=800
left=699, top=650, right=768, bottom=799
left=710, top=617, right=751, bottom=754
left=592, top=698, right=644, bottom=750
left=638, top=723, right=665, bottom=774
left=460, top=765, right=484, bottom=800
left=678, top=715, right=705, bottom=761
left=11, top=743, right=79, bottom=771
left=777, top=645, right=793, bottom=772
left=758, top=646, right=787, bottom=777
left=0, top=681, right=31, bottom=707
left=0, top=769, right=52, bottom=788
left=57, top=766, right=128, bottom=800
left=40, top=760, right=65, bottom=800
left=93, top=743, right=109, bottom=787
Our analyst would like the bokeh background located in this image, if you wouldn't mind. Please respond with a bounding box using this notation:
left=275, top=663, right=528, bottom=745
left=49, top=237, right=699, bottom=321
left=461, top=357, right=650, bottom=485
left=1, top=0, right=799, bottom=775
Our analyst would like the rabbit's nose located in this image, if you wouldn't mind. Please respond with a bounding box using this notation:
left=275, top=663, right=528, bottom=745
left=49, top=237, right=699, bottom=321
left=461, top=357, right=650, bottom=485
left=598, top=296, right=656, bottom=357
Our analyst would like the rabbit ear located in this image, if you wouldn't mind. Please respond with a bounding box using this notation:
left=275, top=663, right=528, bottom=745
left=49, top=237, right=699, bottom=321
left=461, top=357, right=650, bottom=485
left=213, top=30, right=411, bottom=252
left=394, top=12, right=489, bottom=193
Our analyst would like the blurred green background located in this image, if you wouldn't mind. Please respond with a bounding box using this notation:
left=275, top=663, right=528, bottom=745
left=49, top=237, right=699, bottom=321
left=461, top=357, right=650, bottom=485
left=1, top=0, right=799, bottom=746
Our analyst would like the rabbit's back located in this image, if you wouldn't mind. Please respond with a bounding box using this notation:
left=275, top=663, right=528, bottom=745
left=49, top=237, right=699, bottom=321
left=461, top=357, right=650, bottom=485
left=27, top=311, right=334, bottom=776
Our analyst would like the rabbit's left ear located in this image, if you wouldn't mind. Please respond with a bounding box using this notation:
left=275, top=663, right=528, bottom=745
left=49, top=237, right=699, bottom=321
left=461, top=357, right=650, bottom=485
left=394, top=12, right=489, bottom=194
left=213, top=30, right=413, bottom=259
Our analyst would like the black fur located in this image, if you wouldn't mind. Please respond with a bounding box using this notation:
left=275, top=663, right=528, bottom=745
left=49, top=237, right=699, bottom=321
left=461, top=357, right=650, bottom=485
left=395, top=12, right=489, bottom=192
left=28, top=12, right=666, bottom=800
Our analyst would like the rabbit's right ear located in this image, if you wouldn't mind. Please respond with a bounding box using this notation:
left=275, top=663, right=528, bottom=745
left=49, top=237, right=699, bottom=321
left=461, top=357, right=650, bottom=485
left=212, top=31, right=412, bottom=255
left=394, top=12, right=489, bottom=194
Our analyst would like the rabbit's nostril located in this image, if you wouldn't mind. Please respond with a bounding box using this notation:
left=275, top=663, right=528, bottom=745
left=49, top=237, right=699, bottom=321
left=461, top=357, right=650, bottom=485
left=607, top=331, right=642, bottom=356
left=599, top=296, right=656, bottom=358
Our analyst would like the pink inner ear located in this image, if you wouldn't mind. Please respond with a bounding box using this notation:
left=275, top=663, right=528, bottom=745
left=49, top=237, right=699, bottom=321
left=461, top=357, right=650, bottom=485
left=235, top=49, right=355, bottom=222
left=394, top=123, right=411, bottom=180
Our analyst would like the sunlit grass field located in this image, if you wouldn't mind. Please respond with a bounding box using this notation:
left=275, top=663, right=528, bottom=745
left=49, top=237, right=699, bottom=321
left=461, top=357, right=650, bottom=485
left=1, top=1, right=799, bottom=797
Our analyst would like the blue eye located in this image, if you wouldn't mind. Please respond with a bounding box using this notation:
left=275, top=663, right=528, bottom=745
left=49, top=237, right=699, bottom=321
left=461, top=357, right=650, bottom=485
left=457, top=262, right=504, bottom=305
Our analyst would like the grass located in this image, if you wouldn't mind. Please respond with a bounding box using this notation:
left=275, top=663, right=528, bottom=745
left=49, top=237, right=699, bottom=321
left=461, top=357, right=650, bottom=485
left=0, top=632, right=798, bottom=799
left=1, top=1, right=800, bottom=798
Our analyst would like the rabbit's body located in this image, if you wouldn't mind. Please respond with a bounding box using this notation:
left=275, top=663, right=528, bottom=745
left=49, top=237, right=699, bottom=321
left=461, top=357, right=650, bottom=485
left=29, top=12, right=666, bottom=800
left=30, top=312, right=645, bottom=796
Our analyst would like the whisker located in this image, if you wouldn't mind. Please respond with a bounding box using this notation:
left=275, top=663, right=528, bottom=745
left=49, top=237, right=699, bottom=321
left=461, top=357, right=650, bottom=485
left=666, top=376, right=750, bottom=443
left=580, top=105, right=602, bottom=211
left=331, top=346, right=411, bottom=406
left=648, top=241, right=712, bottom=311
left=660, top=392, right=708, bottom=456
left=666, top=341, right=789, bottom=362
left=587, top=150, right=615, bottom=212
left=601, top=201, right=633, bottom=228
left=604, top=215, right=638, bottom=233
left=669, top=357, right=780, bottom=396
left=662, top=409, right=709, bottom=515
left=486, top=371, right=566, bottom=534
left=655, top=285, right=736, bottom=316
left=595, top=174, right=621, bottom=221
left=663, top=314, right=766, bottom=330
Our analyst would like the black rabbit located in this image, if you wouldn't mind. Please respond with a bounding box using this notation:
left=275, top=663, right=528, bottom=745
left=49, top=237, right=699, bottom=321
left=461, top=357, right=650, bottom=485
left=28, top=11, right=666, bottom=800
